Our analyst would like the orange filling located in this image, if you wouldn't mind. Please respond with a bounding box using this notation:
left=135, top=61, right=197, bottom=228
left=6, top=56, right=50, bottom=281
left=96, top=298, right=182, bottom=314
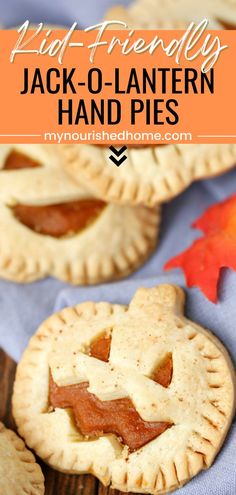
left=49, top=337, right=173, bottom=451
left=89, top=335, right=111, bottom=362
left=12, top=199, right=106, bottom=238
left=49, top=374, right=172, bottom=451
left=152, top=354, right=173, bottom=388
left=3, top=150, right=41, bottom=170
left=89, top=335, right=173, bottom=388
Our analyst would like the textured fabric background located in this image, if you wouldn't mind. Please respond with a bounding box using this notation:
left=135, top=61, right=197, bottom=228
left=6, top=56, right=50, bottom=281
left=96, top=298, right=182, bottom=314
left=0, top=0, right=130, bottom=27
left=0, top=1, right=235, bottom=493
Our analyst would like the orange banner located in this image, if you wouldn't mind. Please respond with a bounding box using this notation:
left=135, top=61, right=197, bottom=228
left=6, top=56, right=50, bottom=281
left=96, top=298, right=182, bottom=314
left=0, top=26, right=235, bottom=144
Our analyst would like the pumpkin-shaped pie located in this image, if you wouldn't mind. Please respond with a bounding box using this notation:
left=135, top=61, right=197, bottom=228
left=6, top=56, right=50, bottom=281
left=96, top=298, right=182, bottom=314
left=0, top=422, right=44, bottom=495
left=13, top=285, right=235, bottom=494
left=0, top=144, right=159, bottom=283
left=62, top=0, right=236, bottom=206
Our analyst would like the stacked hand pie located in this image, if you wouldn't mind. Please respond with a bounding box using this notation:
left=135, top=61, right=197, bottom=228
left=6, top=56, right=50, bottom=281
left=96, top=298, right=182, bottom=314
left=0, top=144, right=160, bottom=284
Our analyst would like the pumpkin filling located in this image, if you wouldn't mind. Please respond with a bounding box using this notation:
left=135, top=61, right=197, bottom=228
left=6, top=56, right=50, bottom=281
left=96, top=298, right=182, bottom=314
left=152, top=353, right=173, bottom=388
left=49, top=337, right=173, bottom=451
left=12, top=199, right=106, bottom=238
left=3, top=150, right=41, bottom=170
left=89, top=335, right=112, bottom=362
left=49, top=373, right=172, bottom=452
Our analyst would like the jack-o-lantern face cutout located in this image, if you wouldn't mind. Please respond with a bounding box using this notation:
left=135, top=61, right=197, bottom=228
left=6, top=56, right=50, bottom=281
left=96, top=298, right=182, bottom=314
left=49, top=334, right=173, bottom=452
left=63, top=1, right=236, bottom=207
left=0, top=144, right=159, bottom=284
left=13, top=285, right=235, bottom=494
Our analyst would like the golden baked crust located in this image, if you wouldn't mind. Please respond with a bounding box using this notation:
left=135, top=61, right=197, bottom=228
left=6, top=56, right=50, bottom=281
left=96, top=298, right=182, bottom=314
left=105, top=0, right=236, bottom=29
left=0, top=144, right=160, bottom=283
left=0, top=421, right=44, bottom=495
left=63, top=143, right=236, bottom=206
left=13, top=285, right=235, bottom=494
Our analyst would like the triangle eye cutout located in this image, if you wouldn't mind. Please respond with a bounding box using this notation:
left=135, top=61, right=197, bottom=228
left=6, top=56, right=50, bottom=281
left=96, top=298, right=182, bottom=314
left=88, top=336, right=173, bottom=389
left=3, top=150, right=42, bottom=170
left=89, top=334, right=111, bottom=362
left=151, top=354, right=173, bottom=388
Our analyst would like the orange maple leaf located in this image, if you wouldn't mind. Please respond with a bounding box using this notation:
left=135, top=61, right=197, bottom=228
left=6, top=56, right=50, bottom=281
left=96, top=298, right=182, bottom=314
left=164, top=194, right=236, bottom=303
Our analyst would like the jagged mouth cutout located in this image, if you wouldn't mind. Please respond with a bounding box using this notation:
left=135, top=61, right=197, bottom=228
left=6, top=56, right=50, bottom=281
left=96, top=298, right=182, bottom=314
left=49, top=332, right=174, bottom=452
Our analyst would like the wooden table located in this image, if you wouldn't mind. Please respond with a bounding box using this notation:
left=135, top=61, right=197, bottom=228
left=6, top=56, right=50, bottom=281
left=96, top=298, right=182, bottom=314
left=0, top=348, right=121, bottom=495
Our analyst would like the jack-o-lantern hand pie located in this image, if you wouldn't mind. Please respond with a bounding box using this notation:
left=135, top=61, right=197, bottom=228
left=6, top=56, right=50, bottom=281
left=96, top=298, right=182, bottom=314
left=0, top=144, right=159, bottom=284
left=13, top=285, right=235, bottom=495
left=62, top=0, right=236, bottom=207
left=0, top=422, right=44, bottom=495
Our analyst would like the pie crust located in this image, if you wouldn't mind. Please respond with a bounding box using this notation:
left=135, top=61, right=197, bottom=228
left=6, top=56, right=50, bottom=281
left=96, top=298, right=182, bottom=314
left=0, top=422, right=44, bottom=495
left=63, top=143, right=236, bottom=206
left=105, top=0, right=236, bottom=29
left=13, top=285, right=235, bottom=494
left=0, top=144, right=160, bottom=283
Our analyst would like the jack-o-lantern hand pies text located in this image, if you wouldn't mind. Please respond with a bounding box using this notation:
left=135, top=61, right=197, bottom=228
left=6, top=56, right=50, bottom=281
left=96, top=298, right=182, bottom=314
left=0, top=144, right=159, bottom=284
left=62, top=0, right=236, bottom=207
left=0, top=422, right=44, bottom=495
left=13, top=285, right=235, bottom=494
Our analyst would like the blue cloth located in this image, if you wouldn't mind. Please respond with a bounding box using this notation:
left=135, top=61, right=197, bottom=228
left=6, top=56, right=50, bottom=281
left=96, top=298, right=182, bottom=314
left=0, top=0, right=130, bottom=27
left=0, top=2, right=235, bottom=493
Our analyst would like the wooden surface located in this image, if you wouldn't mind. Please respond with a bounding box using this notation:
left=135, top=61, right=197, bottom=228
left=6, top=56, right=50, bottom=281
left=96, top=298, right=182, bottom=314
left=0, top=348, right=120, bottom=495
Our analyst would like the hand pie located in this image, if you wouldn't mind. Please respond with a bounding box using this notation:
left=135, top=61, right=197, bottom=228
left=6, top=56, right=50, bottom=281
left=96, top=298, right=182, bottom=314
left=63, top=143, right=236, bottom=206
left=13, top=285, right=235, bottom=494
left=0, top=144, right=159, bottom=283
left=0, top=422, right=44, bottom=495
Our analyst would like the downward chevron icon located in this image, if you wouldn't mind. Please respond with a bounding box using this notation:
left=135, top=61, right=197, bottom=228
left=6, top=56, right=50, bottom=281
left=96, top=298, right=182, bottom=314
left=109, top=146, right=127, bottom=166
